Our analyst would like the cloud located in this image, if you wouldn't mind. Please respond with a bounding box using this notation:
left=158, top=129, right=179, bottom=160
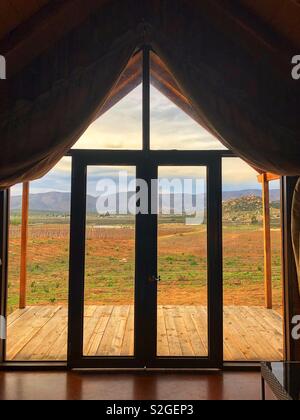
left=150, top=86, right=227, bottom=151
left=11, top=85, right=268, bottom=195
left=74, top=85, right=142, bottom=150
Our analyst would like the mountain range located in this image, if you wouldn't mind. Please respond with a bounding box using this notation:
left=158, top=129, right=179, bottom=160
left=10, top=189, right=281, bottom=214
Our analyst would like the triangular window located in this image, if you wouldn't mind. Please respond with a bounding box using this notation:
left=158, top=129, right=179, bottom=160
left=72, top=50, right=227, bottom=151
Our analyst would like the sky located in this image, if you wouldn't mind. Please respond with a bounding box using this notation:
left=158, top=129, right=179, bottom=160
left=11, top=85, right=279, bottom=196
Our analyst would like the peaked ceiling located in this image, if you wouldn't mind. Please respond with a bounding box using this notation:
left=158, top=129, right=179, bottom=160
left=0, top=0, right=50, bottom=40
left=1, top=0, right=300, bottom=45
left=0, top=0, right=299, bottom=179
left=1, top=0, right=300, bottom=79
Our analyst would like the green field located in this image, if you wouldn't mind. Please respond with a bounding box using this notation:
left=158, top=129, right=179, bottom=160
left=7, top=208, right=282, bottom=315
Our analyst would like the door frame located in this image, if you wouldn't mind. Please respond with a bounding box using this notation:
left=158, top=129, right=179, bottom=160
left=0, top=46, right=293, bottom=370
left=67, top=149, right=230, bottom=369
left=0, top=190, right=9, bottom=364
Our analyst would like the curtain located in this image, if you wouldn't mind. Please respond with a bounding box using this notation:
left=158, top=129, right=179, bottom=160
left=2, top=0, right=299, bottom=181
left=0, top=0, right=141, bottom=188
left=293, top=180, right=300, bottom=289
left=149, top=0, right=300, bottom=174
left=0, top=0, right=300, bottom=294
left=146, top=0, right=300, bottom=297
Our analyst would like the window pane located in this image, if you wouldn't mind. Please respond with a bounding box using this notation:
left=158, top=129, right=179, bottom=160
left=157, top=167, right=208, bottom=357
left=6, top=157, right=71, bottom=361
left=83, top=166, right=136, bottom=357
left=222, top=158, right=283, bottom=362
left=73, top=51, right=143, bottom=150
left=73, top=86, right=142, bottom=150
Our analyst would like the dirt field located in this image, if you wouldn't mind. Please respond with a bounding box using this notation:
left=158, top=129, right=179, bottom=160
left=7, top=222, right=283, bottom=315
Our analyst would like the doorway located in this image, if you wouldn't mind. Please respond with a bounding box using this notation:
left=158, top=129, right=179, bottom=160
left=1, top=46, right=285, bottom=368
left=68, top=150, right=224, bottom=368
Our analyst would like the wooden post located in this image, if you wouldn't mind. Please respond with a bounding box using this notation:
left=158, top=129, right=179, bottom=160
left=19, top=182, right=29, bottom=310
left=262, top=173, right=273, bottom=309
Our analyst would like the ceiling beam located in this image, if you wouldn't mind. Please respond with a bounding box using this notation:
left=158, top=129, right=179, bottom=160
left=258, top=173, right=281, bottom=183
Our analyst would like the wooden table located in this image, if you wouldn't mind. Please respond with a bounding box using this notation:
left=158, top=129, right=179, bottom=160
left=261, top=362, right=300, bottom=400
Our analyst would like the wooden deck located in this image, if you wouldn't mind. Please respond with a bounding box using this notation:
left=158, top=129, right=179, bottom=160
left=7, top=305, right=283, bottom=362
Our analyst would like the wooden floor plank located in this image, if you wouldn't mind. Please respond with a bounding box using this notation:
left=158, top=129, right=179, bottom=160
left=224, top=307, right=261, bottom=361
left=109, top=306, right=130, bottom=356
left=223, top=319, right=245, bottom=362
left=45, top=326, right=68, bottom=361
left=191, top=306, right=208, bottom=353
left=84, top=306, right=114, bottom=356
left=181, top=308, right=207, bottom=356
left=172, top=306, right=195, bottom=356
left=157, top=306, right=170, bottom=356
left=7, top=308, right=30, bottom=327
left=17, top=307, right=67, bottom=361
left=163, top=306, right=183, bottom=356
left=121, top=305, right=134, bottom=356
left=223, top=307, right=253, bottom=361
left=96, top=306, right=124, bottom=356
left=6, top=305, right=284, bottom=362
left=7, top=306, right=62, bottom=360
left=241, top=307, right=283, bottom=359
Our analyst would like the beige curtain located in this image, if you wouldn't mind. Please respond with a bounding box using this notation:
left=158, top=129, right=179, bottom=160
left=147, top=0, right=300, bottom=297
left=0, top=0, right=140, bottom=188
left=148, top=1, right=300, bottom=173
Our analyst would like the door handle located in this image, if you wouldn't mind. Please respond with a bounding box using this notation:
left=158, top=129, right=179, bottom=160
left=148, top=275, right=161, bottom=283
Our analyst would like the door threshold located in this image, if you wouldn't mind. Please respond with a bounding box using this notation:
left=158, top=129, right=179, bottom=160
left=0, top=362, right=67, bottom=371
left=72, top=367, right=222, bottom=374
left=223, top=363, right=261, bottom=372
left=0, top=362, right=261, bottom=372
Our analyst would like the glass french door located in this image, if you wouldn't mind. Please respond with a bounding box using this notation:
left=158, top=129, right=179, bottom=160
left=68, top=151, right=223, bottom=369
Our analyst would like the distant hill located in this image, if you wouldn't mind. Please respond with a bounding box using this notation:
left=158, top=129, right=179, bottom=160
left=223, top=195, right=281, bottom=225
left=11, top=191, right=97, bottom=214
left=10, top=189, right=281, bottom=214
left=222, top=189, right=280, bottom=202
left=11, top=192, right=73, bottom=213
